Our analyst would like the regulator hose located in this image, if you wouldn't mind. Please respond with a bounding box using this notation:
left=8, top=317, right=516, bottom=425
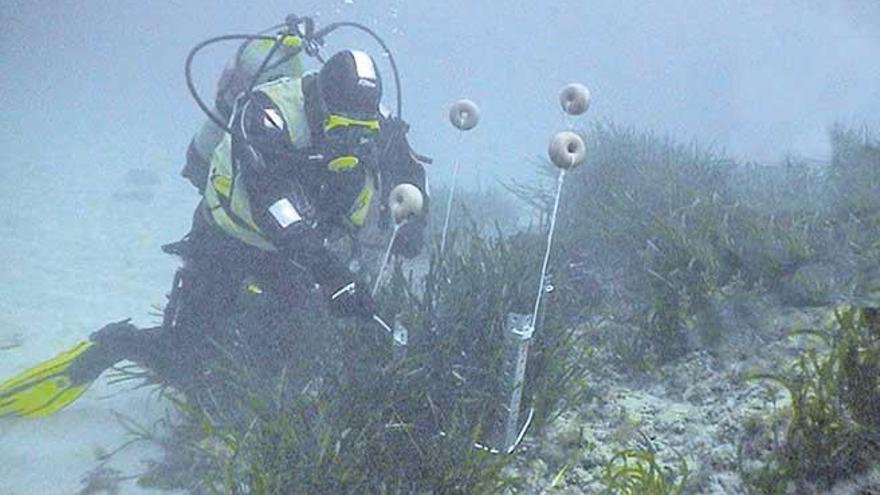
left=184, top=33, right=279, bottom=135
left=185, top=17, right=405, bottom=139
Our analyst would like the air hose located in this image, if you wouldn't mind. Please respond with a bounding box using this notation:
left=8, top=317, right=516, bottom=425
left=184, top=33, right=280, bottom=135
left=185, top=14, right=405, bottom=140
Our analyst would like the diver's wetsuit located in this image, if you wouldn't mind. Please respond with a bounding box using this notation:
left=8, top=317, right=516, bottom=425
left=74, top=70, right=428, bottom=392
left=78, top=203, right=325, bottom=391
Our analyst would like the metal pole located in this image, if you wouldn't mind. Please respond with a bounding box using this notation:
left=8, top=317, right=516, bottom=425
left=493, top=312, right=535, bottom=451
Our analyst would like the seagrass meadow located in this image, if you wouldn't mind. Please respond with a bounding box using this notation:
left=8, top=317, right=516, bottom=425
left=5, top=3, right=880, bottom=494
left=73, top=123, right=878, bottom=494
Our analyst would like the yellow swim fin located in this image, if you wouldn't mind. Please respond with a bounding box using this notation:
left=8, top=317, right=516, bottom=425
left=0, top=341, right=96, bottom=418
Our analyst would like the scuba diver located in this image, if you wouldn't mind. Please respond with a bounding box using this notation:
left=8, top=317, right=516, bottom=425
left=0, top=16, right=429, bottom=418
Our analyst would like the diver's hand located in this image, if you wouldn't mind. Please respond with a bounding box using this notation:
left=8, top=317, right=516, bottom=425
left=391, top=217, right=426, bottom=259
left=324, top=280, right=376, bottom=319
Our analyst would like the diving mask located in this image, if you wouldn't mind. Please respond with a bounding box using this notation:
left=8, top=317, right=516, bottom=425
left=322, top=112, right=380, bottom=171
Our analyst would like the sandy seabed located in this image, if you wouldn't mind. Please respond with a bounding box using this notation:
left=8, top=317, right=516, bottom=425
left=0, top=157, right=195, bottom=495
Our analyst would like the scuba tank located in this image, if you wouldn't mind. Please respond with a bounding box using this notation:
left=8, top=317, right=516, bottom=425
left=182, top=34, right=305, bottom=191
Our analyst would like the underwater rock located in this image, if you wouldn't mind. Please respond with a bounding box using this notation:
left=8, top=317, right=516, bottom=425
left=113, top=167, right=160, bottom=204
left=515, top=304, right=831, bottom=494
left=124, top=167, right=161, bottom=187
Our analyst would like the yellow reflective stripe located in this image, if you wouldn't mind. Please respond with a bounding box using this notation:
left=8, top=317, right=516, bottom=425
left=229, top=182, right=258, bottom=230
left=349, top=178, right=374, bottom=227
left=204, top=133, right=277, bottom=251
left=208, top=204, right=277, bottom=251
left=324, top=114, right=380, bottom=132
left=211, top=174, right=232, bottom=198
left=327, top=155, right=360, bottom=171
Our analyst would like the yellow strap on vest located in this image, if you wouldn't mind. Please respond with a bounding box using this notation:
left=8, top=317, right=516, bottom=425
left=349, top=176, right=375, bottom=227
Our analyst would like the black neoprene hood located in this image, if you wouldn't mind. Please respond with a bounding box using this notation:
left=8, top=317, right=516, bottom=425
left=318, top=50, right=383, bottom=116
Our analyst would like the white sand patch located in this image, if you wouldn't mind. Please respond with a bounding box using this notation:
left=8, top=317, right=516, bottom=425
left=0, top=154, right=195, bottom=494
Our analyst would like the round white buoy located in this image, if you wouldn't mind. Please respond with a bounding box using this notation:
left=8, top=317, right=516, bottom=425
left=559, top=83, right=591, bottom=116
left=448, top=99, right=480, bottom=131
left=548, top=131, right=586, bottom=169
left=389, top=183, right=424, bottom=223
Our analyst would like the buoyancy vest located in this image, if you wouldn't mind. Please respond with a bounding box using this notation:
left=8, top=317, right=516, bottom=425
left=202, top=77, right=375, bottom=251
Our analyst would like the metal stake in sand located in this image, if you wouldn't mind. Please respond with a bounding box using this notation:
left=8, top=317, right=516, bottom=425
left=493, top=313, right=537, bottom=451
left=372, top=183, right=424, bottom=296
left=440, top=99, right=480, bottom=254
left=486, top=132, right=587, bottom=455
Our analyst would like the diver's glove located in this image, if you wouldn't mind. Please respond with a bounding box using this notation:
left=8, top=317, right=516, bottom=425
left=391, top=216, right=426, bottom=259
left=323, top=279, right=377, bottom=319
